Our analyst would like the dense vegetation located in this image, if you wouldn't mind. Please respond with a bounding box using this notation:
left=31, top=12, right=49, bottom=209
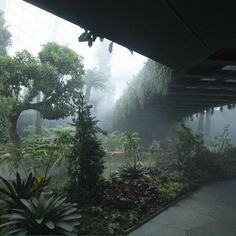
left=112, top=59, right=172, bottom=124
left=1, top=11, right=236, bottom=236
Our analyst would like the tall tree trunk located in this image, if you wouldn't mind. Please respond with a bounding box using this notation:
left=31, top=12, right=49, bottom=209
left=8, top=115, right=21, bottom=147
left=85, top=85, right=91, bottom=102
left=35, top=93, right=42, bottom=135
left=198, top=112, right=204, bottom=133
left=205, top=111, right=211, bottom=136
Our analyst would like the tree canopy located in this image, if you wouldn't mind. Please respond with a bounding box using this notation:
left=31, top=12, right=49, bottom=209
left=84, top=68, right=107, bottom=102
left=0, top=10, right=11, bottom=56
left=0, top=42, right=84, bottom=145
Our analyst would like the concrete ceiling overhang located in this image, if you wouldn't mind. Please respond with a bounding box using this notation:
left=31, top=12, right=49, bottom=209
left=24, top=0, right=236, bottom=76
left=24, top=0, right=236, bottom=118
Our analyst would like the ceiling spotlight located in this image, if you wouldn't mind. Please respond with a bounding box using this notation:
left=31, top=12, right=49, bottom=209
left=201, top=78, right=216, bottom=81
left=221, top=65, right=236, bottom=71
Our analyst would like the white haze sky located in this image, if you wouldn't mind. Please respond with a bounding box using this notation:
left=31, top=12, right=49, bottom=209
left=2, top=0, right=147, bottom=100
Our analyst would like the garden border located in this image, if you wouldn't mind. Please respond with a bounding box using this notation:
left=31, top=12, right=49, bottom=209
left=124, top=191, right=193, bottom=235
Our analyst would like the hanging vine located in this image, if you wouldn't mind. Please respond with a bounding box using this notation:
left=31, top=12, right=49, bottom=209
left=112, top=59, right=173, bottom=124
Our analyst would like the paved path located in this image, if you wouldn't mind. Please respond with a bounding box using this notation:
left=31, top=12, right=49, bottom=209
left=129, top=180, right=236, bottom=236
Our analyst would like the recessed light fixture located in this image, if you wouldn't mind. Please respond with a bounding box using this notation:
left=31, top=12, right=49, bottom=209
left=225, top=79, right=236, bottom=83
left=221, top=65, right=236, bottom=71
left=207, top=87, right=222, bottom=90
left=201, top=78, right=216, bottom=81
left=186, top=86, right=198, bottom=89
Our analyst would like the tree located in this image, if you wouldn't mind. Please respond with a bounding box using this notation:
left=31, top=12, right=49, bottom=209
left=0, top=42, right=84, bottom=146
left=197, top=112, right=204, bottom=133
left=84, top=68, right=107, bottom=102
left=0, top=10, right=11, bottom=56
left=205, top=111, right=211, bottom=136
left=119, top=131, right=140, bottom=155
left=68, top=95, right=105, bottom=203
left=0, top=97, right=11, bottom=143
left=35, top=92, right=42, bottom=135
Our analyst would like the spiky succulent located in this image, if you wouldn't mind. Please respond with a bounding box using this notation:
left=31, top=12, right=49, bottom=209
left=0, top=194, right=81, bottom=235
left=115, top=163, right=149, bottom=181
left=0, top=172, right=49, bottom=209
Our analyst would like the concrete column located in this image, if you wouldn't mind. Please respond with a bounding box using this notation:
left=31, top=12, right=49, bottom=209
left=198, top=112, right=204, bottom=133
left=205, top=111, right=211, bottom=136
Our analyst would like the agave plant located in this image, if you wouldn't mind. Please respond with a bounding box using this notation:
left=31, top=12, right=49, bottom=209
left=115, top=163, right=149, bottom=182
left=0, top=172, right=49, bottom=209
left=0, top=194, right=81, bottom=235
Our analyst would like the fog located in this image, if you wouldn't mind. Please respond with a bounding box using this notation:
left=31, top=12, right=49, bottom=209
left=1, top=0, right=236, bottom=144
left=187, top=106, right=236, bottom=145
left=2, top=0, right=146, bottom=101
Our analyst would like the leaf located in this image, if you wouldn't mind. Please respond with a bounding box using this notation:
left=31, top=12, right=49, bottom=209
left=56, top=222, right=73, bottom=232
left=20, top=199, right=36, bottom=213
left=63, top=214, right=82, bottom=221
left=36, top=217, right=44, bottom=224
left=45, top=221, right=55, bottom=229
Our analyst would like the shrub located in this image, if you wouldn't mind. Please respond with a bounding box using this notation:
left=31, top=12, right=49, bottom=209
left=115, top=163, right=149, bottom=182
left=79, top=206, right=123, bottom=235
left=207, top=126, right=232, bottom=154
left=169, top=170, right=186, bottom=183
left=119, top=132, right=140, bottom=155
left=187, top=149, right=223, bottom=185
left=19, top=131, right=73, bottom=177
left=104, top=176, right=159, bottom=212
left=159, top=182, right=187, bottom=203
left=0, top=194, right=81, bottom=235
left=216, top=147, right=236, bottom=179
left=0, top=172, right=49, bottom=209
left=100, top=131, right=121, bottom=151
left=174, top=122, right=205, bottom=166
left=148, top=139, right=162, bottom=160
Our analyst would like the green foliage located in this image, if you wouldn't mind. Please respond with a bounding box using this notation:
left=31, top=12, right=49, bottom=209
left=119, top=131, right=140, bottom=155
left=112, top=59, right=172, bottom=123
left=79, top=206, right=122, bottom=235
left=0, top=173, right=48, bottom=209
left=147, top=139, right=162, bottom=162
left=84, top=68, right=107, bottom=102
left=19, top=131, right=73, bottom=177
left=0, top=194, right=81, bottom=235
left=0, top=117, right=8, bottom=144
left=104, top=176, right=159, bottom=212
left=0, top=42, right=84, bottom=145
left=159, top=182, right=187, bottom=203
left=217, top=147, right=236, bottom=178
left=207, top=126, right=232, bottom=154
left=22, top=125, right=75, bottom=140
left=0, top=97, right=13, bottom=143
left=186, top=150, right=223, bottom=185
left=100, top=131, right=121, bottom=151
left=0, top=11, right=11, bottom=56
left=68, top=95, right=105, bottom=203
left=115, top=163, right=149, bottom=182
left=174, top=122, right=205, bottom=165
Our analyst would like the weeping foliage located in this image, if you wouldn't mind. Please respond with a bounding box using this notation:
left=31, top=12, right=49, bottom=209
left=112, top=59, right=172, bottom=123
